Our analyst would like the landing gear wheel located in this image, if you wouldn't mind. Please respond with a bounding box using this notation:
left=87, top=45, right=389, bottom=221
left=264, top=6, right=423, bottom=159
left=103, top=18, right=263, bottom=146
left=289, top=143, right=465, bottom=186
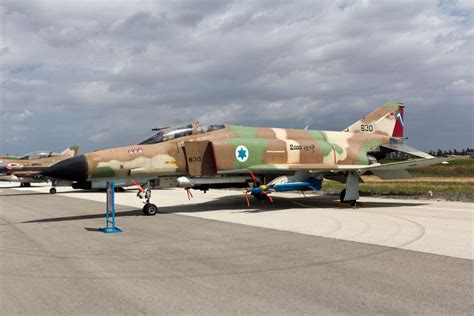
left=143, top=203, right=158, bottom=216
left=49, top=187, right=57, bottom=194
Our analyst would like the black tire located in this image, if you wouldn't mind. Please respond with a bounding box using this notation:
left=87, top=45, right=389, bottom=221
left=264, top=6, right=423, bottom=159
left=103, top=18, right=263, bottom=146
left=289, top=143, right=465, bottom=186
left=340, top=189, right=346, bottom=203
left=143, top=203, right=158, bottom=216
left=49, top=187, right=57, bottom=194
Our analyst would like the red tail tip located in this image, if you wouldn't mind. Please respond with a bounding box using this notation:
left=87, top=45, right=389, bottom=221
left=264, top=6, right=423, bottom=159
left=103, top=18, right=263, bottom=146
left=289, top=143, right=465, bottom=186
left=392, top=107, right=404, bottom=137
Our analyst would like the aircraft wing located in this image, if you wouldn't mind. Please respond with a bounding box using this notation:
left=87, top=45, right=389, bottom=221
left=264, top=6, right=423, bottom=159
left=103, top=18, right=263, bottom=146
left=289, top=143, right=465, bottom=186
left=354, top=156, right=456, bottom=171
left=9, top=171, right=47, bottom=180
left=348, top=156, right=457, bottom=180
left=0, top=172, right=48, bottom=184
left=1, top=166, right=47, bottom=178
left=242, top=156, right=456, bottom=180
left=0, top=175, right=21, bottom=183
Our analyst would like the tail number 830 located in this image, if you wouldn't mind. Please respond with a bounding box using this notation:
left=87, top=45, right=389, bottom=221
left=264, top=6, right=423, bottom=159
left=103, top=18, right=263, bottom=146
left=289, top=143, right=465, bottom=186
left=360, top=124, right=374, bottom=132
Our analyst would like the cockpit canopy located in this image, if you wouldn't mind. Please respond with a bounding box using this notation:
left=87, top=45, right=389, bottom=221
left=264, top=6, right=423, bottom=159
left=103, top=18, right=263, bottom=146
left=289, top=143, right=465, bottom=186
left=20, top=151, right=62, bottom=160
left=138, top=124, right=226, bottom=145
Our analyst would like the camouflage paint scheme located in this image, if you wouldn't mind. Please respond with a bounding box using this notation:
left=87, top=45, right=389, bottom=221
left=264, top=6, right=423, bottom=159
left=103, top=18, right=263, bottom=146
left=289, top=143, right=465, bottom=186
left=44, top=102, right=447, bottom=187
left=84, top=103, right=400, bottom=179
left=84, top=122, right=386, bottom=179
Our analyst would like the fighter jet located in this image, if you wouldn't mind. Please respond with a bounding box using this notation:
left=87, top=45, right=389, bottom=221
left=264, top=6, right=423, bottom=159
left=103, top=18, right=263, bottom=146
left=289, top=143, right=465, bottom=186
left=0, top=146, right=79, bottom=192
left=42, top=102, right=452, bottom=215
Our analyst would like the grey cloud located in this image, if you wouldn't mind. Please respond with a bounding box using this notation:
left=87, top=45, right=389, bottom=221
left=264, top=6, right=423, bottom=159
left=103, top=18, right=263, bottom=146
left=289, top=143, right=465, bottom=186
left=0, top=47, right=9, bottom=56
left=110, top=11, right=168, bottom=37
left=0, top=0, right=472, bottom=154
left=38, top=22, right=100, bottom=47
left=2, top=109, right=33, bottom=123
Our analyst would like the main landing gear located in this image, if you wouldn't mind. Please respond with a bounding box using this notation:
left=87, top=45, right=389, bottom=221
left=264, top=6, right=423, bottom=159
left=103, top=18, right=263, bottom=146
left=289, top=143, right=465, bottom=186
left=340, top=189, right=357, bottom=208
left=340, top=171, right=360, bottom=209
left=137, top=186, right=158, bottom=216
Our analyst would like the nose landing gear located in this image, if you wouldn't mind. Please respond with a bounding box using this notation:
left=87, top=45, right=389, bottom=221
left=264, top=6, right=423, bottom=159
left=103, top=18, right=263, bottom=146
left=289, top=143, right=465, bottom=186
left=134, top=182, right=158, bottom=216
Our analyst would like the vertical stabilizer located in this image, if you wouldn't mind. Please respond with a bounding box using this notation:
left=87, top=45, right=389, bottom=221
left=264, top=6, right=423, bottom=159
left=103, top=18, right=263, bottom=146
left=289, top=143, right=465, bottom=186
left=344, top=102, right=405, bottom=137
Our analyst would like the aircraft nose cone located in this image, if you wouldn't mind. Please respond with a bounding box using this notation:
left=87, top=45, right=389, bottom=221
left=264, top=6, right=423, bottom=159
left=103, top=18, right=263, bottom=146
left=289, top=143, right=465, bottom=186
left=42, top=155, right=88, bottom=182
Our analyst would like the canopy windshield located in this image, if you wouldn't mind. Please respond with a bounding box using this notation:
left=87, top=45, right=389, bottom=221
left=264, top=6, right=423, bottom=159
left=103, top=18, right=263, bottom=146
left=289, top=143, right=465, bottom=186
left=138, top=124, right=225, bottom=145
left=20, top=151, right=61, bottom=160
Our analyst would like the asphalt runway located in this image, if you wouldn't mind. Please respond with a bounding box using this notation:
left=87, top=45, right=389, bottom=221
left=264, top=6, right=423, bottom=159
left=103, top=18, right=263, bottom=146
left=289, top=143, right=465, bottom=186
left=0, top=184, right=472, bottom=314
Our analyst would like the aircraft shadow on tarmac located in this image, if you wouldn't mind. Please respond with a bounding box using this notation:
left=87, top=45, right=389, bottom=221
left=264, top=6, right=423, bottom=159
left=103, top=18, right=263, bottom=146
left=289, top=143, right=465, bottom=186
left=21, top=195, right=428, bottom=224
left=0, top=189, right=132, bottom=197
left=166, top=195, right=428, bottom=214
left=22, top=210, right=139, bottom=224
left=0, top=192, right=50, bottom=197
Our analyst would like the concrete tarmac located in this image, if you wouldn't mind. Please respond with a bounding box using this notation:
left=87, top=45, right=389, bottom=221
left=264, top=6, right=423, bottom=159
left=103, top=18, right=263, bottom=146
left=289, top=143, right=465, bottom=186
left=0, top=185, right=472, bottom=314
left=13, top=184, right=473, bottom=259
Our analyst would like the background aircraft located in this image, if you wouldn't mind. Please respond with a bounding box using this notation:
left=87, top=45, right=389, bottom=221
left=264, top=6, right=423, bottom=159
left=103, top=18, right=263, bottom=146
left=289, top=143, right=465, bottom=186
left=42, top=102, right=452, bottom=215
left=0, top=146, right=79, bottom=191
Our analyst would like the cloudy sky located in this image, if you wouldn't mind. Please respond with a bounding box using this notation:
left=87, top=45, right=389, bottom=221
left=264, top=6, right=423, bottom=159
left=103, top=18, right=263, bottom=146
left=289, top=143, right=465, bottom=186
left=1, top=0, right=472, bottom=154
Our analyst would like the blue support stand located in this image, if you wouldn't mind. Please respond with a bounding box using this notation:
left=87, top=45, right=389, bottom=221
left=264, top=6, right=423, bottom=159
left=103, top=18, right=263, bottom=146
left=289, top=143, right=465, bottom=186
left=100, top=181, right=123, bottom=234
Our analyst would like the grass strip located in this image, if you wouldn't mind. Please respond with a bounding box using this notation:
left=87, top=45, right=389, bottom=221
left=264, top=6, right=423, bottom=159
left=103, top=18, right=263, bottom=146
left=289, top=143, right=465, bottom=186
left=323, top=180, right=474, bottom=202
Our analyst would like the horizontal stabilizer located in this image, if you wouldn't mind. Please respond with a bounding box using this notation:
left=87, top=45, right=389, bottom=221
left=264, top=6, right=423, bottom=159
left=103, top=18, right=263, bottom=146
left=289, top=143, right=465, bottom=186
left=381, top=143, right=433, bottom=159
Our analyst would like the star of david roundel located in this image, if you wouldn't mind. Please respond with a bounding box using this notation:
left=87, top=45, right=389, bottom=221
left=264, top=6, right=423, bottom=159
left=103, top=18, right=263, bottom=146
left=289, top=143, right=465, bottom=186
left=235, top=145, right=249, bottom=163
